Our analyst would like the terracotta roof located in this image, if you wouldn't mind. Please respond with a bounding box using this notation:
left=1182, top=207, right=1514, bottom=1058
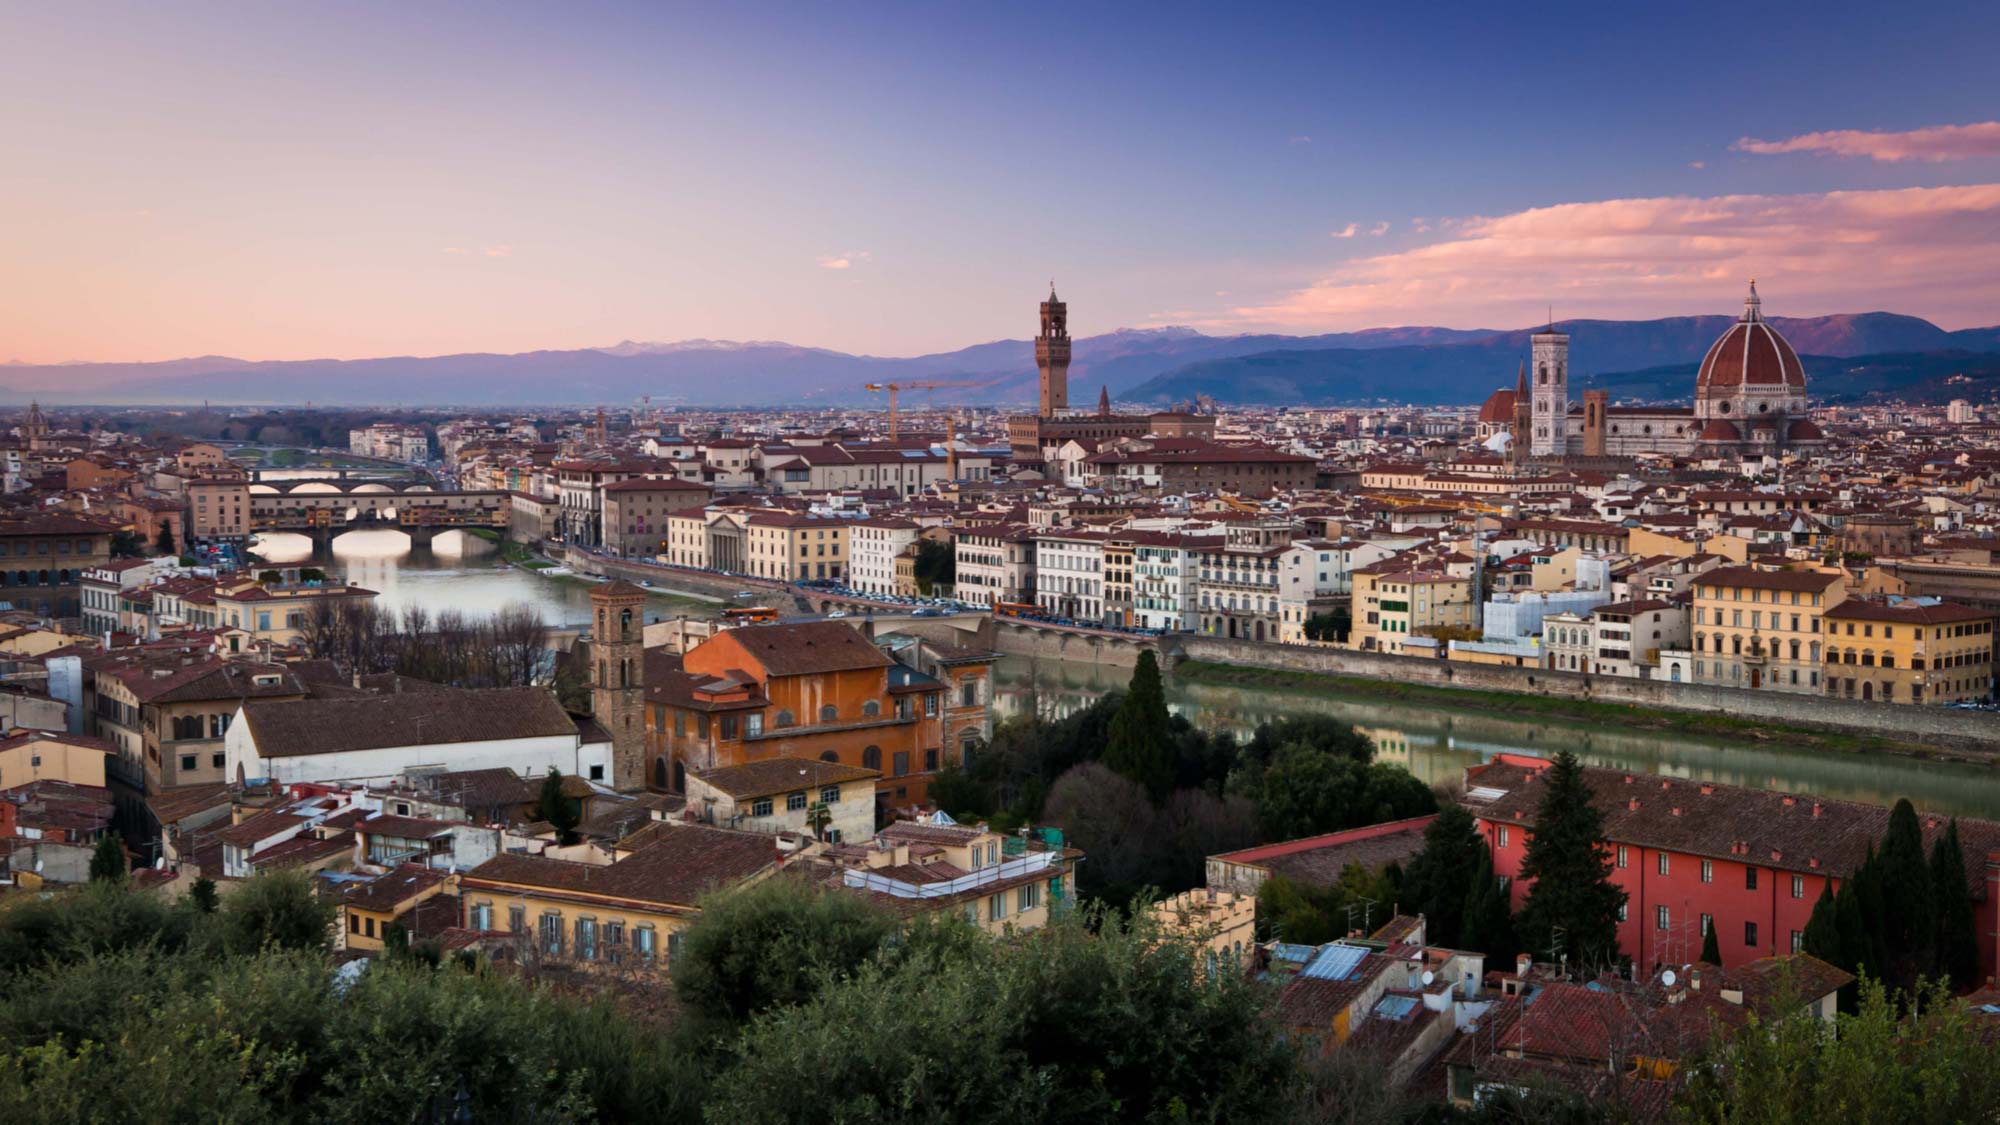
left=1692, top=565, right=1842, bottom=593
left=239, top=687, right=577, bottom=758
left=463, top=824, right=778, bottom=908
left=1823, top=598, right=1992, bottom=626
left=712, top=620, right=892, bottom=678
left=690, top=756, right=878, bottom=799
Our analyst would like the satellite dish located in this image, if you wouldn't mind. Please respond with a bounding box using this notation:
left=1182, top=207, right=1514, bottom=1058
left=1421, top=970, right=1435, bottom=986
left=1661, top=969, right=1678, bottom=987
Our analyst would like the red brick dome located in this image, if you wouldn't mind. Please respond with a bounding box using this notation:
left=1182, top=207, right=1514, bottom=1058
left=1698, top=419, right=1741, bottom=442
left=1696, top=281, right=1806, bottom=392
left=1478, top=388, right=1519, bottom=424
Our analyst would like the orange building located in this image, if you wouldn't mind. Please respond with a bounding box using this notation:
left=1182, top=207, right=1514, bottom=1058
left=645, top=620, right=953, bottom=817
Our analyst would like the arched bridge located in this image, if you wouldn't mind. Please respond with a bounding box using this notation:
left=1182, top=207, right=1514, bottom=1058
left=248, top=487, right=510, bottom=545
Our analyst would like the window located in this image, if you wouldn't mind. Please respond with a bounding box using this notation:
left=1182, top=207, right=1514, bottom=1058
left=588, top=764, right=604, bottom=782
left=1700, top=913, right=1712, bottom=936
left=1791, top=875, right=1805, bottom=899
left=1791, top=930, right=1804, bottom=954
left=786, top=791, right=807, bottom=812
left=775, top=709, right=795, bottom=728
left=962, top=680, right=979, bottom=707
left=1744, top=921, right=1759, bottom=948
left=751, top=797, right=774, bottom=817
left=471, top=903, right=493, bottom=931
left=697, top=713, right=709, bottom=738
left=1618, top=902, right=1628, bottom=922
left=1497, top=827, right=1509, bottom=849
left=1617, top=845, right=1628, bottom=868
left=924, top=748, right=939, bottom=772
left=509, top=906, right=525, bottom=934
left=720, top=715, right=738, bottom=740
left=745, top=713, right=763, bottom=737
left=862, top=745, right=881, bottom=771
left=1657, top=853, right=1670, bottom=876
left=819, top=704, right=839, bottom=723
left=348, top=913, right=361, bottom=934
left=893, top=751, right=910, bottom=777
left=365, top=917, right=376, bottom=938
left=1745, top=867, right=1758, bottom=891
left=1017, top=882, right=1040, bottom=912
left=180, top=754, right=196, bottom=772
left=674, top=711, right=686, bottom=738
left=1700, top=859, right=1713, bottom=884
left=820, top=785, right=840, bottom=805
left=1656, top=905, right=1670, bottom=931
left=988, top=893, right=1007, bottom=922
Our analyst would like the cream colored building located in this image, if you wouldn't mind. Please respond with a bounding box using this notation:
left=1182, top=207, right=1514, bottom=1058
left=1690, top=564, right=1846, bottom=693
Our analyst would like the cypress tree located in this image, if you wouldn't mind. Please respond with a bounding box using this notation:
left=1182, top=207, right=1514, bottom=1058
left=1849, top=840, right=1888, bottom=983
left=1513, top=750, right=1627, bottom=970
left=1800, top=880, right=1842, bottom=969
left=1459, top=846, right=1516, bottom=964
left=88, top=833, right=126, bottom=882
left=1877, top=800, right=1936, bottom=991
left=1931, top=819, right=1979, bottom=990
left=539, top=768, right=581, bottom=846
left=1831, top=879, right=1869, bottom=1014
left=1401, top=804, right=1484, bottom=947
left=1700, top=921, right=1722, bottom=968
left=1103, top=650, right=1174, bottom=802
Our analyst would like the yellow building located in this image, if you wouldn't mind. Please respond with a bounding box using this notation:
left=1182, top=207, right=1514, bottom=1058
left=1349, top=568, right=1473, bottom=653
left=459, top=823, right=782, bottom=969
left=210, top=576, right=378, bottom=645
left=1690, top=564, right=1846, bottom=693
left=340, top=864, right=452, bottom=952
left=186, top=477, right=251, bottom=540
left=0, top=730, right=110, bottom=789
left=1150, top=888, right=1256, bottom=976
left=743, top=511, right=850, bottom=583
left=1822, top=597, right=1995, bottom=705
left=827, top=819, right=1076, bottom=936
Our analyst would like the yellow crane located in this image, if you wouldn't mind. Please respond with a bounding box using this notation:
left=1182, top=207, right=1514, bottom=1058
left=863, top=379, right=995, bottom=440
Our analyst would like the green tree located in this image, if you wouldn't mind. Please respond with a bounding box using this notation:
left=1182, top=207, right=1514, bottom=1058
left=87, top=835, right=125, bottom=883
left=1399, top=804, right=1483, bottom=947
left=1458, top=847, right=1516, bottom=964
left=1255, top=865, right=1401, bottom=946
left=1700, top=920, right=1722, bottom=967
left=1875, top=799, right=1935, bottom=991
left=1800, top=881, right=1841, bottom=968
left=912, top=537, right=955, bottom=594
left=213, top=870, right=334, bottom=955
left=672, top=876, right=898, bottom=1033
left=539, top=768, right=581, bottom=846
left=107, top=530, right=144, bottom=559
left=187, top=877, right=219, bottom=914
left=1930, top=819, right=1979, bottom=990
left=152, top=524, right=175, bottom=555
left=1513, top=750, right=1627, bottom=970
left=1251, top=746, right=1434, bottom=842
left=1101, top=650, right=1174, bottom=802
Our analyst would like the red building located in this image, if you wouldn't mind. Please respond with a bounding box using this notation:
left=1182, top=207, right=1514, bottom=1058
left=1468, top=754, right=2000, bottom=980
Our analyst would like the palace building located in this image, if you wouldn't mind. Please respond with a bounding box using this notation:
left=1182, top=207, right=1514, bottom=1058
left=1483, top=282, right=1828, bottom=463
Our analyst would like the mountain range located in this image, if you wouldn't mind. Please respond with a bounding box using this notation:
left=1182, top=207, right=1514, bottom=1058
left=5, top=313, right=1997, bottom=407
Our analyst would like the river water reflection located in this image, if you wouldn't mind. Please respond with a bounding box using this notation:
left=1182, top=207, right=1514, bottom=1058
left=248, top=530, right=713, bottom=628
left=996, top=656, right=2000, bottom=820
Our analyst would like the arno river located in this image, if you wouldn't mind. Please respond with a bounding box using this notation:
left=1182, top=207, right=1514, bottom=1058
left=994, top=656, right=2000, bottom=820
left=251, top=528, right=2000, bottom=820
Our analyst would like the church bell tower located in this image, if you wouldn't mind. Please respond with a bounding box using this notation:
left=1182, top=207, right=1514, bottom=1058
left=1037, top=286, right=1070, bottom=417
left=1530, top=321, right=1570, bottom=458
left=590, top=580, right=647, bottom=791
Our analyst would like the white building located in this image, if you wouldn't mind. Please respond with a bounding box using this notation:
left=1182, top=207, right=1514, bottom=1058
left=954, top=524, right=1037, bottom=608
left=1034, top=529, right=1109, bottom=624
left=849, top=518, right=921, bottom=596
left=225, top=686, right=609, bottom=788
left=1132, top=532, right=1219, bottom=632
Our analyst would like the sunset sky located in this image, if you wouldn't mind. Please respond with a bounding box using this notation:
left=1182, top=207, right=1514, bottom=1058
left=6, top=1, right=2000, bottom=363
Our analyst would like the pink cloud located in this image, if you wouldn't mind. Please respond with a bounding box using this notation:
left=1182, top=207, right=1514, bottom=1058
left=1331, top=223, right=1359, bottom=239
left=1220, top=184, right=2000, bottom=332
left=1734, top=122, right=2000, bottom=162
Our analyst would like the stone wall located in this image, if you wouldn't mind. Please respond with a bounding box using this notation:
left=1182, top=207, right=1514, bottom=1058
left=1168, top=636, right=2000, bottom=749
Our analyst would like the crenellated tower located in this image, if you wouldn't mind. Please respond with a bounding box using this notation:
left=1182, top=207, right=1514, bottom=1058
left=1037, top=286, right=1071, bottom=416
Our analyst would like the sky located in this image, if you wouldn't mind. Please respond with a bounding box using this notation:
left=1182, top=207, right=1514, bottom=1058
left=5, top=0, right=2000, bottom=364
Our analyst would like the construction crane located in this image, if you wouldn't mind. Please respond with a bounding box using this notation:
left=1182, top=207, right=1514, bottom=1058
left=862, top=379, right=995, bottom=440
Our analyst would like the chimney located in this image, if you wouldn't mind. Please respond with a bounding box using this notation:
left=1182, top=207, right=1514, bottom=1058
left=1699, top=783, right=1715, bottom=795
left=1516, top=953, right=1532, bottom=978
left=1671, top=807, right=1682, bottom=817
left=1811, top=802, right=1822, bottom=818
left=1781, top=796, right=1796, bottom=806
left=1622, top=774, right=1633, bottom=785
left=1628, top=798, right=1640, bottom=811
left=1660, top=780, right=1671, bottom=790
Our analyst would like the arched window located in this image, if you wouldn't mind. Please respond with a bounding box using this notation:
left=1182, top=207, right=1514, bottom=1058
left=819, top=704, right=838, bottom=723
left=861, top=745, right=881, bottom=771
left=862, top=700, right=880, bottom=718
left=819, top=750, right=840, bottom=763
left=775, top=709, right=795, bottom=728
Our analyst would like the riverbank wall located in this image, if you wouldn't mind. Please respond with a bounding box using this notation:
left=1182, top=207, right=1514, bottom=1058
left=1167, top=637, right=2000, bottom=750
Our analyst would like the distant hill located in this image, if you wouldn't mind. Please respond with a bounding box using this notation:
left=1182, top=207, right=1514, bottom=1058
left=0, top=312, right=1992, bottom=406
left=1122, top=313, right=1996, bottom=407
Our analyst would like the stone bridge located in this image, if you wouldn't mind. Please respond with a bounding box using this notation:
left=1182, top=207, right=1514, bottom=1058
left=248, top=486, right=509, bottom=546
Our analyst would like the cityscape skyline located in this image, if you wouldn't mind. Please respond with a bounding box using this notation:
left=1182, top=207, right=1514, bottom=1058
left=7, top=2, right=2000, bottom=364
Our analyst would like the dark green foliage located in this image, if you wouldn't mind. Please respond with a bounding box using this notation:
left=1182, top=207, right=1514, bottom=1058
left=187, top=877, right=219, bottom=914
left=1457, top=848, right=1516, bottom=964
left=152, top=524, right=175, bottom=555
left=538, top=768, right=580, bottom=845
left=912, top=537, right=955, bottom=594
left=1255, top=866, right=1400, bottom=946
left=1399, top=804, right=1483, bottom=947
left=706, top=901, right=1299, bottom=1125
left=1930, top=820, right=1979, bottom=990
left=1800, top=881, right=1840, bottom=968
left=1875, top=799, right=1935, bottom=991
left=108, top=530, right=144, bottom=559
left=1302, top=607, right=1351, bottom=643
left=1513, top=750, right=1627, bottom=970
left=1247, top=746, right=1435, bottom=842
left=87, top=835, right=125, bottom=883
left=672, top=876, right=899, bottom=1033
left=212, top=869, right=334, bottom=956
left=1676, top=976, right=2000, bottom=1123
left=1700, top=921, right=1722, bottom=968
left=1102, top=651, right=1174, bottom=802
